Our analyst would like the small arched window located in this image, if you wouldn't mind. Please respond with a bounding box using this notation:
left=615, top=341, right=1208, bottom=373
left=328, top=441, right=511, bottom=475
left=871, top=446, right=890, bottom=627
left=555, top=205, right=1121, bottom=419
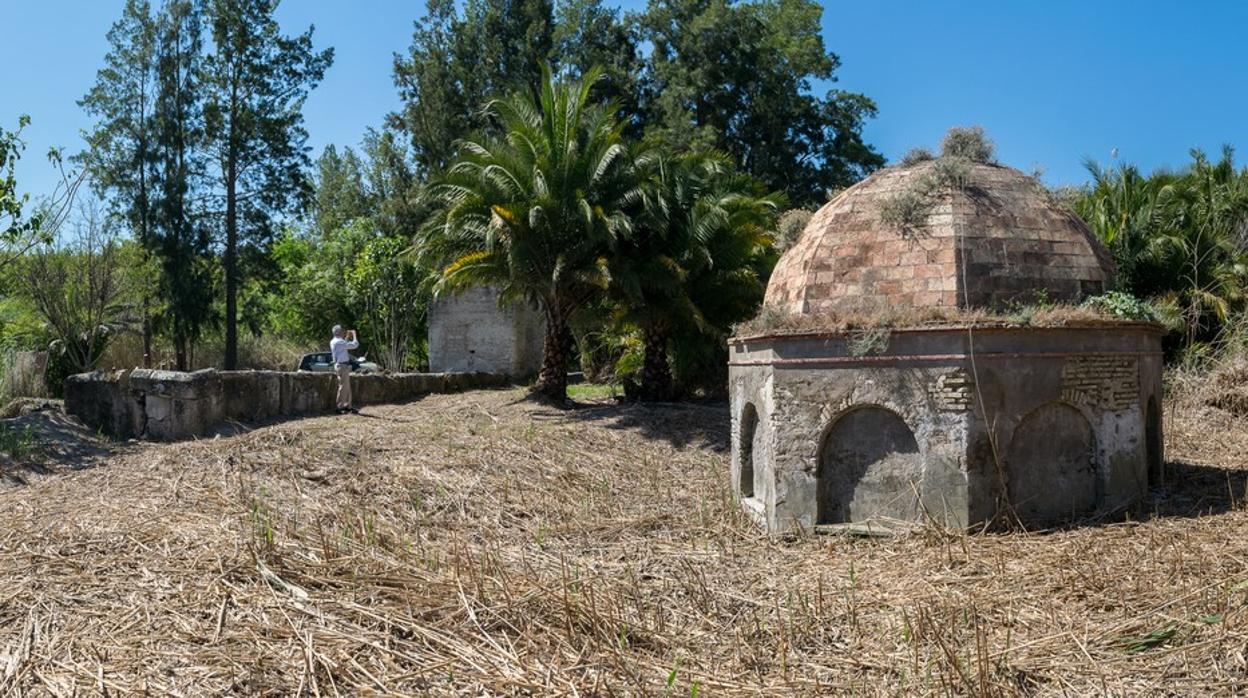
left=739, top=403, right=759, bottom=499
left=1146, top=397, right=1163, bottom=486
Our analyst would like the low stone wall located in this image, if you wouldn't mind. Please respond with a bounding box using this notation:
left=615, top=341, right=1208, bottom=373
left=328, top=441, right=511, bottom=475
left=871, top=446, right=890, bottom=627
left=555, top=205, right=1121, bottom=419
left=65, top=368, right=509, bottom=441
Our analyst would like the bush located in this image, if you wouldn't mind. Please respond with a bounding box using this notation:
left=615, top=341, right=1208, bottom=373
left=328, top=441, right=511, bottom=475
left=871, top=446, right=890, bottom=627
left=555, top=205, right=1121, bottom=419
left=931, top=157, right=971, bottom=190
left=940, top=126, right=995, bottom=163
left=878, top=188, right=930, bottom=230
left=774, top=209, right=814, bottom=252
left=899, top=147, right=935, bottom=166
left=1081, top=291, right=1158, bottom=322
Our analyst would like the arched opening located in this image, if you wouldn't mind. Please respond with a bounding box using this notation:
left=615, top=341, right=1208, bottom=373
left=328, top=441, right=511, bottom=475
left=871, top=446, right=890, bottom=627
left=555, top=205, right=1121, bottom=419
left=738, top=403, right=759, bottom=499
left=818, top=407, right=922, bottom=524
left=1007, top=402, right=1096, bottom=524
left=1146, top=396, right=1163, bottom=486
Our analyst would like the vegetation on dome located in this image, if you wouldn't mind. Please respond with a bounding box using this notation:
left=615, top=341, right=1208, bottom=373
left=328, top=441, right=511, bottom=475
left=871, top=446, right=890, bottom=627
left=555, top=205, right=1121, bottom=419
left=939, top=125, right=997, bottom=163
left=879, top=130, right=984, bottom=232
left=735, top=291, right=1164, bottom=339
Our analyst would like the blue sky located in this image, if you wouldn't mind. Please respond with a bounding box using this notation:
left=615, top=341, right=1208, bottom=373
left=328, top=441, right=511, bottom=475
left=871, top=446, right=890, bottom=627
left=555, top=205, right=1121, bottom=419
left=4, top=0, right=1248, bottom=200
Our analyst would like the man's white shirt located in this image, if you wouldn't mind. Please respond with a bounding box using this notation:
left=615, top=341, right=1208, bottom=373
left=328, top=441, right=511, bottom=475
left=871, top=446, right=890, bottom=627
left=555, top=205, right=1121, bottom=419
left=330, top=337, right=359, bottom=364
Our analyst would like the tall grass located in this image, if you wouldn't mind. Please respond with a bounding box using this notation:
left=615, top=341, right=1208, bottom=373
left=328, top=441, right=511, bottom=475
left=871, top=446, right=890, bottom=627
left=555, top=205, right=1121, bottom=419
left=0, top=349, right=48, bottom=403
left=97, top=331, right=311, bottom=372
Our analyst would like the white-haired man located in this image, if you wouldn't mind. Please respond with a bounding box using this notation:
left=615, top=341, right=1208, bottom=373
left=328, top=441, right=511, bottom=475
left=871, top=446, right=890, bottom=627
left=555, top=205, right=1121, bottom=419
left=330, top=325, right=360, bottom=414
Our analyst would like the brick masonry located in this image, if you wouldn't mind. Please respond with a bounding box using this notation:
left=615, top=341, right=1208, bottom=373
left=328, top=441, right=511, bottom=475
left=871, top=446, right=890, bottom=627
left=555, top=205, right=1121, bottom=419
left=929, top=368, right=974, bottom=412
left=765, top=161, right=1114, bottom=314
left=1060, top=356, right=1140, bottom=412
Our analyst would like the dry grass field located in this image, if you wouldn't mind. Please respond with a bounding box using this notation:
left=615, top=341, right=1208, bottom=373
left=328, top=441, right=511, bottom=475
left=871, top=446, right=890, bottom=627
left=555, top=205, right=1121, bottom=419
left=1, top=385, right=1247, bottom=695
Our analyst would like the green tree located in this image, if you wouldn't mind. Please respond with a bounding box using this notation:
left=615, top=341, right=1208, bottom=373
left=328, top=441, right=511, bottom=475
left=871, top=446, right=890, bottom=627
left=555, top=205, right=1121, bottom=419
left=609, top=150, right=779, bottom=400
left=201, top=0, right=333, bottom=369
left=311, top=144, right=370, bottom=237
left=1152, top=149, right=1248, bottom=348
left=22, top=201, right=134, bottom=393
left=348, top=235, right=426, bottom=370
left=152, top=0, right=214, bottom=370
left=267, top=222, right=370, bottom=344
left=393, top=0, right=610, bottom=175
left=0, top=117, right=52, bottom=262
left=1074, top=148, right=1248, bottom=350
left=1074, top=159, right=1172, bottom=295
left=421, top=66, right=636, bottom=402
left=638, top=0, right=883, bottom=205
left=553, top=0, right=646, bottom=130
left=79, top=0, right=161, bottom=367
left=359, top=128, right=429, bottom=241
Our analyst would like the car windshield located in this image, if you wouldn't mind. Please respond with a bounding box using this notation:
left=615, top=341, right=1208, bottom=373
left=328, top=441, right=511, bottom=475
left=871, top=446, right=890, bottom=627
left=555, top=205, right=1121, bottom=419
left=300, top=353, right=333, bottom=370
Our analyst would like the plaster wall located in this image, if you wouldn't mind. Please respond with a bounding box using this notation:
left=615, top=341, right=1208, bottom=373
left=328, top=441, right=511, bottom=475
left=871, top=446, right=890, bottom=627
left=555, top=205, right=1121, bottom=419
left=428, top=286, right=545, bottom=378
left=65, top=368, right=508, bottom=442
left=729, top=324, right=1164, bottom=533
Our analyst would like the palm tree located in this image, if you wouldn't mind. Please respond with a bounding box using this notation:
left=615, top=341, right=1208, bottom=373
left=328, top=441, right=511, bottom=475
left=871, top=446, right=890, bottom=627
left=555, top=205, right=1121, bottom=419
left=1075, top=147, right=1248, bottom=349
left=420, top=66, right=637, bottom=402
left=1151, top=148, right=1248, bottom=347
left=1074, top=158, right=1168, bottom=291
left=608, top=150, right=780, bottom=400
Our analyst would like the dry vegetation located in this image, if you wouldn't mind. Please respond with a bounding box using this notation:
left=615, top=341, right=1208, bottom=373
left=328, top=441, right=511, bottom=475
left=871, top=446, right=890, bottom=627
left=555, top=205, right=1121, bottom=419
left=734, top=301, right=1145, bottom=339
left=1, top=385, right=1248, bottom=695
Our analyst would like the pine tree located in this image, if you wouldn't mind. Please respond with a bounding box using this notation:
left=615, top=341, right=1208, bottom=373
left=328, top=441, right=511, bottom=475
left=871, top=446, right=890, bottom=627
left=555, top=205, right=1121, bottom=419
left=78, top=0, right=160, bottom=367
left=390, top=0, right=555, bottom=175
left=201, top=0, right=332, bottom=369
left=152, top=0, right=214, bottom=370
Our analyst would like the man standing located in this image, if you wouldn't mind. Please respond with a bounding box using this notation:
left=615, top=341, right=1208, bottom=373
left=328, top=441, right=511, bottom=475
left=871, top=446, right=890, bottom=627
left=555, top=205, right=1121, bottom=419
left=330, top=325, right=360, bottom=414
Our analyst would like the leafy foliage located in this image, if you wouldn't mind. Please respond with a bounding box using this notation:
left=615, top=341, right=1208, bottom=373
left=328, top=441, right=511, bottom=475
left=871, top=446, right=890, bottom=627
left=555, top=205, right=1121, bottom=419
left=939, top=125, right=995, bottom=163
left=202, top=0, right=334, bottom=369
left=21, top=203, right=137, bottom=384
left=390, top=0, right=557, bottom=175
left=608, top=149, right=780, bottom=399
left=639, top=0, right=883, bottom=205
left=1081, top=291, right=1158, bottom=322
left=420, top=66, right=637, bottom=400
left=347, top=235, right=426, bottom=371
left=0, top=117, right=49, bottom=257
left=1072, top=147, right=1248, bottom=350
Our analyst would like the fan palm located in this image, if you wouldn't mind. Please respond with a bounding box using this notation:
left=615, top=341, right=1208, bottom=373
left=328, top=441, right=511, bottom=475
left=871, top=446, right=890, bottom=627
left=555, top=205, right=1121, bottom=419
left=420, top=66, right=638, bottom=401
left=609, top=149, right=780, bottom=400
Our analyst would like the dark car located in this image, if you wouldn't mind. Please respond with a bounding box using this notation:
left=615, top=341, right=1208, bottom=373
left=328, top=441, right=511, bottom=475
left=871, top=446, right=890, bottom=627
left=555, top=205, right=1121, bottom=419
left=297, top=352, right=380, bottom=374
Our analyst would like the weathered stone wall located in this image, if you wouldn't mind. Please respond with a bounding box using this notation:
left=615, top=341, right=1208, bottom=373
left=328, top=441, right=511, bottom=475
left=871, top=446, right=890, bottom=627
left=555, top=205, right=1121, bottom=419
left=729, top=324, right=1165, bottom=533
left=428, top=285, right=545, bottom=378
left=65, top=368, right=509, bottom=442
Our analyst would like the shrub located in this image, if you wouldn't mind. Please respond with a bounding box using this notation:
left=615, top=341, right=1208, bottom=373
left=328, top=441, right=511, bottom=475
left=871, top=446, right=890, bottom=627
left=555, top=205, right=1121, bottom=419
left=1081, top=291, right=1158, bottom=322
left=899, top=148, right=935, bottom=166
left=878, top=188, right=930, bottom=230
left=775, top=209, right=814, bottom=252
left=931, top=157, right=971, bottom=190
left=940, top=126, right=995, bottom=163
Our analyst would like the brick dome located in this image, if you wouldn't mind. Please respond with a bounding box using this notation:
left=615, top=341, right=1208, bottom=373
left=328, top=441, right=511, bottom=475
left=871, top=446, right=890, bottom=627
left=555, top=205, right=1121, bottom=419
left=765, top=160, right=1114, bottom=315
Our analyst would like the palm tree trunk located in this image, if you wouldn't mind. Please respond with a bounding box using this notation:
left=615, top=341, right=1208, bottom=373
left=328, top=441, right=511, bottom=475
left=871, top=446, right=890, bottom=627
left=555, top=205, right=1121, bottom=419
left=536, top=303, right=572, bottom=402
left=639, top=323, right=673, bottom=402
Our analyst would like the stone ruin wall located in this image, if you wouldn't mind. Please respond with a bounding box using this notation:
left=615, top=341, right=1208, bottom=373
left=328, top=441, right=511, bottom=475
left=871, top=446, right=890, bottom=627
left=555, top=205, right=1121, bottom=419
left=428, top=286, right=545, bottom=377
left=65, top=368, right=509, bottom=442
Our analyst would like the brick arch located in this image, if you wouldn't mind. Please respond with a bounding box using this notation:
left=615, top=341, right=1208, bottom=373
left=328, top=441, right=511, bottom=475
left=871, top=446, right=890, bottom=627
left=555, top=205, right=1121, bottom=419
left=1007, top=402, right=1097, bottom=524
left=817, top=406, right=923, bottom=525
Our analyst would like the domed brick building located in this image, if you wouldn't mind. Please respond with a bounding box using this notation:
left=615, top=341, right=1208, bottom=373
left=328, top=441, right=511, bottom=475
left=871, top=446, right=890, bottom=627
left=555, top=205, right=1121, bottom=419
left=730, top=157, right=1164, bottom=533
